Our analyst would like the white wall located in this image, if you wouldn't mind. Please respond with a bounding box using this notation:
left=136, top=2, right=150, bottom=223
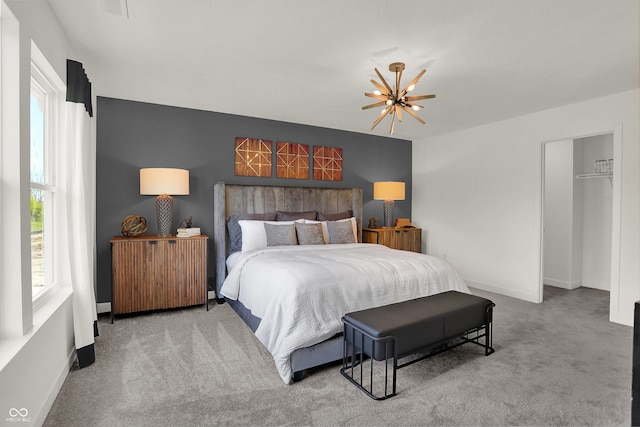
left=412, top=89, right=639, bottom=326
left=543, top=139, right=582, bottom=289
left=0, top=1, right=78, bottom=425
left=578, top=134, right=613, bottom=290
left=0, top=288, right=74, bottom=426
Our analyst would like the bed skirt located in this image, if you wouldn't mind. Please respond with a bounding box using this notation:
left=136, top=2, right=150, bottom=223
left=226, top=298, right=343, bottom=379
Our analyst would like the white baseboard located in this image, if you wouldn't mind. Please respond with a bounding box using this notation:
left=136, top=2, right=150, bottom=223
left=97, top=290, right=218, bottom=315
left=97, top=302, right=110, bottom=314
left=581, top=282, right=610, bottom=292
left=34, top=347, right=75, bottom=427
left=611, top=309, right=633, bottom=327
left=544, top=277, right=582, bottom=290
left=464, top=279, right=540, bottom=303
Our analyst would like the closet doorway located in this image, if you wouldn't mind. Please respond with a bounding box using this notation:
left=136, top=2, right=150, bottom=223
left=541, top=132, right=615, bottom=305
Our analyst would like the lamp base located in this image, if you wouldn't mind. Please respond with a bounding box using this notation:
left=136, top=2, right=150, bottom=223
left=382, top=200, right=395, bottom=228
left=156, top=194, right=174, bottom=236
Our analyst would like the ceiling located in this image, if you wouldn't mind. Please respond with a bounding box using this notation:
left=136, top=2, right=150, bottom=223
left=46, top=0, right=639, bottom=141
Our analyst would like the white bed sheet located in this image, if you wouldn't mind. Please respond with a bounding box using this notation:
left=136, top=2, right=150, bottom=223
left=220, top=243, right=470, bottom=383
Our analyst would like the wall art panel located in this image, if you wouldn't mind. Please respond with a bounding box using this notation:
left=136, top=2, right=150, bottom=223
left=313, top=146, right=343, bottom=181
left=276, top=141, right=309, bottom=179
left=235, top=137, right=272, bottom=177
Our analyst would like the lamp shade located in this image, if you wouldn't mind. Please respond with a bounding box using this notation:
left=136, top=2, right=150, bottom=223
left=140, top=168, right=189, bottom=195
left=373, top=181, right=405, bottom=201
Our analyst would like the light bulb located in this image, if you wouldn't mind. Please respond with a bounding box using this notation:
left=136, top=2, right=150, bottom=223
left=386, top=100, right=393, bottom=105
left=412, top=105, right=420, bottom=110
left=407, top=84, right=415, bottom=92
left=373, top=90, right=381, bottom=95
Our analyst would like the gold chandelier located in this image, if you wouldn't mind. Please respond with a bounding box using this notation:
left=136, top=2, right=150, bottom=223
left=362, top=62, right=435, bottom=135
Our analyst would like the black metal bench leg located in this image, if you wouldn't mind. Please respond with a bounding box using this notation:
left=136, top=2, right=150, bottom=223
left=485, top=304, right=495, bottom=356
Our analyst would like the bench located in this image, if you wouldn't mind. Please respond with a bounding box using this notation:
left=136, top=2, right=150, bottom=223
left=340, top=290, right=495, bottom=400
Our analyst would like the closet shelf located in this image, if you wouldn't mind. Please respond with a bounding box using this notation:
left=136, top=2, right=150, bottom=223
left=576, top=159, right=613, bottom=186
left=575, top=173, right=613, bottom=179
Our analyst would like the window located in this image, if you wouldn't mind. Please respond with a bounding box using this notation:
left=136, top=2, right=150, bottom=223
left=30, top=53, right=58, bottom=300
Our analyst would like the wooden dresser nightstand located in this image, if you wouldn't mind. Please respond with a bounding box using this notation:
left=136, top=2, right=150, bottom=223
left=362, top=227, right=422, bottom=253
left=110, top=234, right=208, bottom=322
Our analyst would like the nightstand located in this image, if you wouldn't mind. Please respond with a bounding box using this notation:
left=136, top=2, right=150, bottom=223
left=362, top=227, right=422, bottom=253
left=110, top=234, right=208, bottom=322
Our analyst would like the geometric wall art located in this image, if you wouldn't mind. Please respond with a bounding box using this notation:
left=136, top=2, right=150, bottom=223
left=276, top=141, right=309, bottom=179
left=235, top=137, right=272, bottom=177
left=313, top=146, right=343, bottom=181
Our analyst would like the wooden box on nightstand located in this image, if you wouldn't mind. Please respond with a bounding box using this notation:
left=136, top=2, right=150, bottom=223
left=362, top=227, right=422, bottom=253
left=110, top=234, right=208, bottom=321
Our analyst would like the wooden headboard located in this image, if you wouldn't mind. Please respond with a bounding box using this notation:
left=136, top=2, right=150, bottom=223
left=213, top=182, right=363, bottom=297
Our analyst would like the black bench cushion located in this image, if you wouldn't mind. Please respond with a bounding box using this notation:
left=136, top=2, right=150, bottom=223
left=343, top=291, right=493, bottom=358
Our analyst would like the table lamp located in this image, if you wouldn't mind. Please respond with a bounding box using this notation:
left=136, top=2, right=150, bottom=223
left=140, top=168, right=189, bottom=236
left=373, top=181, right=405, bottom=228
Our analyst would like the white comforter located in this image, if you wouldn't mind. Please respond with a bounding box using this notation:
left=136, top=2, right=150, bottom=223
left=220, top=243, right=469, bottom=383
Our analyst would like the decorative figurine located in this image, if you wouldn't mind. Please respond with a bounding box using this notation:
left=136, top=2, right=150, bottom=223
left=121, top=215, right=148, bottom=237
left=367, top=217, right=379, bottom=229
left=178, top=216, right=193, bottom=229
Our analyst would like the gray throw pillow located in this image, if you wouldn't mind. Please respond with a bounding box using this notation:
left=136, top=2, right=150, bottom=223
left=326, top=220, right=356, bottom=244
left=264, top=223, right=298, bottom=246
left=295, top=223, right=326, bottom=245
left=227, top=212, right=276, bottom=253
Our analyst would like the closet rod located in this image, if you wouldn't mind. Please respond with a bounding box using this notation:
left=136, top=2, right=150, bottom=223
left=575, top=173, right=612, bottom=179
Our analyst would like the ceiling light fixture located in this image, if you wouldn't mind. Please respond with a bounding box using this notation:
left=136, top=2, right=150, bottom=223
left=362, top=62, right=435, bottom=135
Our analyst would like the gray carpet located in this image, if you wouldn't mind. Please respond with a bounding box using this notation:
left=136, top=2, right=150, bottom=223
left=44, top=287, right=632, bottom=426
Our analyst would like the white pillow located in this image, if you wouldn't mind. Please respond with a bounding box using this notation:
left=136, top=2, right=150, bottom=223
left=238, top=220, right=295, bottom=252
left=305, top=217, right=357, bottom=243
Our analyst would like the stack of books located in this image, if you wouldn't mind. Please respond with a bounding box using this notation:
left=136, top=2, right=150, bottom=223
left=177, top=227, right=201, bottom=237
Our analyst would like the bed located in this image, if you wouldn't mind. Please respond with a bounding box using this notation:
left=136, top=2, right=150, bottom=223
left=213, top=182, right=469, bottom=384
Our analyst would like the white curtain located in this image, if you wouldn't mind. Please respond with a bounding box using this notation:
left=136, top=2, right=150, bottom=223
left=58, top=60, right=97, bottom=368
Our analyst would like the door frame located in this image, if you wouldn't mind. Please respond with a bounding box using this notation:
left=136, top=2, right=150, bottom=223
left=539, top=127, right=622, bottom=322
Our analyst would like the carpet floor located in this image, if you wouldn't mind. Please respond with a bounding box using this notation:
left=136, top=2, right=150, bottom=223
left=44, top=286, right=632, bottom=426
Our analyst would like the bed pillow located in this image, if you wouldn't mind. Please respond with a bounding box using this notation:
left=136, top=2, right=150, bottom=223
left=326, top=217, right=357, bottom=244
left=317, top=210, right=353, bottom=221
left=275, top=210, right=318, bottom=221
left=295, top=222, right=326, bottom=245
left=302, top=220, right=330, bottom=243
left=264, top=223, right=298, bottom=246
left=238, top=220, right=294, bottom=252
left=227, top=212, right=276, bottom=253
left=337, top=217, right=358, bottom=242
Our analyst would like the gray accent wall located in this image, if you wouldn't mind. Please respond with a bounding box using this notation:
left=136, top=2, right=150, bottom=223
left=96, top=97, right=412, bottom=303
